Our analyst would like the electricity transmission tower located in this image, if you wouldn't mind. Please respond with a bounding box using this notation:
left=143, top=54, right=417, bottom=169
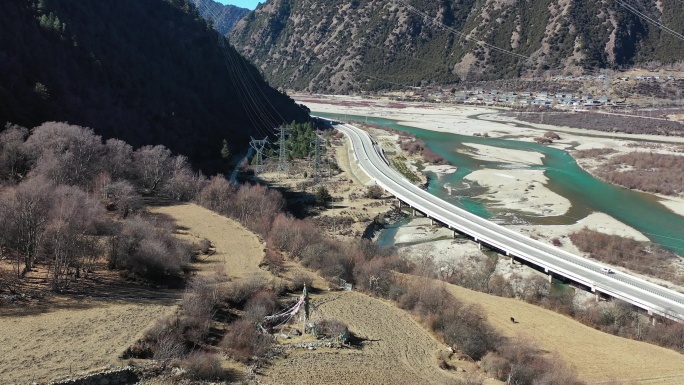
left=249, top=137, right=269, bottom=175
left=277, top=126, right=289, bottom=174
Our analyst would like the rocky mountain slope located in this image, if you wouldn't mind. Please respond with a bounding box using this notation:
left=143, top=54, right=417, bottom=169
left=0, top=0, right=307, bottom=173
left=193, top=0, right=249, bottom=35
left=230, top=0, right=684, bottom=92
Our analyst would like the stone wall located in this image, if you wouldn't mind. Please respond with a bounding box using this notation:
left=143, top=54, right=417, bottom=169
left=43, top=367, right=138, bottom=385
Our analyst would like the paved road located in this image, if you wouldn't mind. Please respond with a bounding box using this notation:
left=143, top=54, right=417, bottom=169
left=334, top=120, right=684, bottom=321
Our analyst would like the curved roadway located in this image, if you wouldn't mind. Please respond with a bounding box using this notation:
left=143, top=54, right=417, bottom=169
left=333, top=120, right=684, bottom=321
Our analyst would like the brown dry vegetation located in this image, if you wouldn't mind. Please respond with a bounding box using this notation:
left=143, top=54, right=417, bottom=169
left=512, top=111, right=684, bottom=136
left=570, top=228, right=682, bottom=282
left=441, top=281, right=684, bottom=384
left=595, top=152, right=684, bottom=196
left=573, top=147, right=617, bottom=158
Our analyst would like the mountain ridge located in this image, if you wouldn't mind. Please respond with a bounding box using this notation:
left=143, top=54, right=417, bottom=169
left=230, top=0, right=684, bottom=92
left=0, top=0, right=308, bottom=173
left=194, top=0, right=249, bottom=35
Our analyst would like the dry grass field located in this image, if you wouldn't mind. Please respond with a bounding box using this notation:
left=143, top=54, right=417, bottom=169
left=0, top=302, right=175, bottom=384
left=260, top=291, right=474, bottom=385
left=441, top=282, right=684, bottom=384
left=0, top=203, right=268, bottom=384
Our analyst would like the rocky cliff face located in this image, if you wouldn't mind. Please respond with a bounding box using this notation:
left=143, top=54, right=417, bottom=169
left=230, top=0, right=684, bottom=92
left=194, top=0, right=249, bottom=35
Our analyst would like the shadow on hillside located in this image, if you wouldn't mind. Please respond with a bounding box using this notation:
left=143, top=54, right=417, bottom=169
left=142, top=195, right=182, bottom=207
left=0, top=267, right=183, bottom=318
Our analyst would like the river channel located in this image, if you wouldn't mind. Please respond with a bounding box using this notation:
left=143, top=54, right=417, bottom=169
left=315, top=111, right=684, bottom=255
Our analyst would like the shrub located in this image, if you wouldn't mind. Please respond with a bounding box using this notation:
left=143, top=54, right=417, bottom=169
left=220, top=277, right=271, bottom=307
left=422, top=148, right=448, bottom=165
left=315, top=186, right=332, bottom=207
left=221, top=319, right=272, bottom=363
left=107, top=216, right=192, bottom=278
left=573, top=148, right=616, bottom=159
left=181, top=278, right=218, bottom=341
left=263, top=248, right=285, bottom=276
left=480, top=351, right=509, bottom=380
left=569, top=228, right=679, bottom=281
left=314, top=319, right=348, bottom=339
left=182, top=352, right=223, bottom=381
left=23, top=122, right=104, bottom=187
left=267, top=214, right=313, bottom=258
left=300, top=239, right=353, bottom=280
left=244, top=288, right=280, bottom=322
left=103, top=180, right=142, bottom=218
left=198, top=175, right=236, bottom=215
left=596, top=152, right=684, bottom=196
left=544, top=131, right=561, bottom=140
left=290, top=272, right=314, bottom=292
left=364, top=184, right=384, bottom=199
left=152, top=329, right=186, bottom=361
left=436, top=303, right=502, bottom=360
left=198, top=238, right=212, bottom=255
left=353, top=255, right=405, bottom=295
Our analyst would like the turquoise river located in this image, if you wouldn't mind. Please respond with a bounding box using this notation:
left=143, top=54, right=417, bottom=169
left=315, top=112, right=684, bottom=256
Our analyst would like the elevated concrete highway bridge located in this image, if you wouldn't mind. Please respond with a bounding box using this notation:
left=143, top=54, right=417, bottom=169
left=329, top=118, right=684, bottom=322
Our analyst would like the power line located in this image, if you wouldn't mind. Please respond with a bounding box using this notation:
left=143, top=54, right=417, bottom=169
left=277, top=126, right=289, bottom=173
left=616, top=0, right=684, bottom=42
left=192, top=0, right=281, bottom=135
left=196, top=0, right=288, bottom=128
left=249, top=137, right=269, bottom=175
left=394, top=0, right=530, bottom=60
left=313, top=134, right=322, bottom=183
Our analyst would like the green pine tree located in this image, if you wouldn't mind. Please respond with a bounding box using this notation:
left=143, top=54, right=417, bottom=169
left=221, top=139, right=230, bottom=161
left=314, top=186, right=331, bottom=208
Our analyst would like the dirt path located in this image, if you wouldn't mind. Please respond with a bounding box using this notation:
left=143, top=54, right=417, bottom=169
left=260, top=291, right=460, bottom=385
left=150, top=203, right=267, bottom=280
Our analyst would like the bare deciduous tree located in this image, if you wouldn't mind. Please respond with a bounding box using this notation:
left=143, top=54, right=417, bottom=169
left=43, top=186, right=104, bottom=290
left=0, top=124, right=28, bottom=180
left=24, top=122, right=104, bottom=186
left=134, top=145, right=172, bottom=192
left=103, top=138, right=134, bottom=180
left=0, top=176, right=54, bottom=276
left=198, top=175, right=235, bottom=214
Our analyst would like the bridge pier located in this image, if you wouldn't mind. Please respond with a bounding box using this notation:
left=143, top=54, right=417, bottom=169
left=548, top=273, right=553, bottom=283
left=412, top=208, right=417, bottom=217
left=648, top=310, right=657, bottom=325
left=397, top=199, right=402, bottom=209
left=473, top=238, right=482, bottom=250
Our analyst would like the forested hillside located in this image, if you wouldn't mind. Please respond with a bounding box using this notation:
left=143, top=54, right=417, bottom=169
left=0, top=0, right=308, bottom=173
left=194, top=0, right=249, bottom=35
left=230, top=0, right=684, bottom=92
